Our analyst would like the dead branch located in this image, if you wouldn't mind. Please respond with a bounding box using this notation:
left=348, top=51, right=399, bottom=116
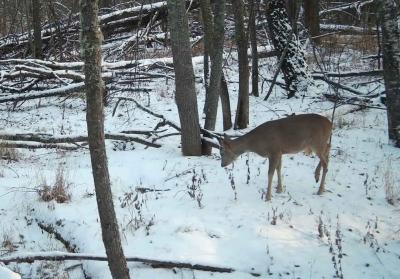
left=0, top=141, right=80, bottom=150
left=313, top=69, right=383, bottom=78
left=0, top=251, right=261, bottom=276
left=320, top=0, right=376, bottom=17
left=0, top=83, right=85, bottom=104
left=36, top=220, right=78, bottom=253
left=114, top=97, right=221, bottom=149
left=313, top=75, right=366, bottom=95
left=0, top=132, right=161, bottom=148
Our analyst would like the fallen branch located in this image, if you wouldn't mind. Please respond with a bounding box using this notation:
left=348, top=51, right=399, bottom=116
left=36, top=220, right=78, bottom=253
left=0, top=141, right=80, bottom=150
left=0, top=83, right=85, bottom=104
left=313, top=69, right=383, bottom=78
left=313, top=75, right=366, bottom=95
left=0, top=132, right=161, bottom=148
left=320, top=0, right=376, bottom=17
left=114, top=97, right=221, bottom=149
left=0, top=251, right=261, bottom=277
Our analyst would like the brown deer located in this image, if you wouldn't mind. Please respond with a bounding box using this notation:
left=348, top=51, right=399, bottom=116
left=218, top=114, right=332, bottom=201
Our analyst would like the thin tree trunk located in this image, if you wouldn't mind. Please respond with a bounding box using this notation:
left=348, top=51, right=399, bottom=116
left=304, top=0, right=320, bottom=42
left=168, top=0, right=202, bottom=156
left=249, top=0, right=259, bottom=97
left=80, top=0, right=131, bottom=278
left=232, top=0, right=249, bottom=129
left=201, top=0, right=226, bottom=154
left=265, top=0, right=310, bottom=98
left=380, top=0, right=400, bottom=147
left=220, top=74, right=232, bottom=130
left=31, top=0, right=42, bottom=59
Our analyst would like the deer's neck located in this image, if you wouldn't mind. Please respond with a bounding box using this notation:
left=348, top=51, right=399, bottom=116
left=231, top=132, right=255, bottom=156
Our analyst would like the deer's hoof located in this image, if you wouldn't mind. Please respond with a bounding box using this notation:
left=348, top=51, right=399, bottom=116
left=276, top=187, right=284, bottom=194
left=317, top=189, right=324, bottom=195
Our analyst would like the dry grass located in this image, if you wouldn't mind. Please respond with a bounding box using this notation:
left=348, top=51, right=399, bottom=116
left=1, top=231, right=17, bottom=253
left=38, top=165, right=71, bottom=203
left=0, top=142, right=20, bottom=162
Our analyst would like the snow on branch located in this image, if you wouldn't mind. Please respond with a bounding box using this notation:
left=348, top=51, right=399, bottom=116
left=0, top=251, right=261, bottom=276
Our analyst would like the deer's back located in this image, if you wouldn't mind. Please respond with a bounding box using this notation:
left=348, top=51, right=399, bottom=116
left=249, top=114, right=332, bottom=155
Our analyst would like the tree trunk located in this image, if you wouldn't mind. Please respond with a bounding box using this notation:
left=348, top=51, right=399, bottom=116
left=249, top=0, right=259, bottom=97
left=304, top=0, right=320, bottom=42
left=31, top=0, right=42, bottom=59
left=265, top=0, right=310, bottom=98
left=285, top=0, right=297, bottom=29
left=232, top=0, right=249, bottom=129
left=201, top=0, right=226, bottom=154
left=381, top=0, right=400, bottom=147
left=220, top=74, right=232, bottom=130
left=167, top=0, right=202, bottom=156
left=80, top=0, right=131, bottom=278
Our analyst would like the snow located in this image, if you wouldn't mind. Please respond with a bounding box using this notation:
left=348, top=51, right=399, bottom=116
left=0, top=266, right=21, bottom=279
left=0, top=47, right=399, bottom=279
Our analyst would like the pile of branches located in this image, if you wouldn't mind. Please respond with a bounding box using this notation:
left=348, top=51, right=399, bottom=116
left=0, top=58, right=174, bottom=104
left=0, top=1, right=201, bottom=60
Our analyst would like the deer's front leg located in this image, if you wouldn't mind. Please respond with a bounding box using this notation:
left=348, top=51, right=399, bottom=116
left=266, top=155, right=279, bottom=201
left=276, top=155, right=284, bottom=193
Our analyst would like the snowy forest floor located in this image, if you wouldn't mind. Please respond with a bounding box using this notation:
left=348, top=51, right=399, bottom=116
left=0, top=46, right=400, bottom=279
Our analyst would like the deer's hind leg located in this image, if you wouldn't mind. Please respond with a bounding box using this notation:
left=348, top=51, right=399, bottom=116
left=266, top=153, right=280, bottom=201
left=316, top=144, right=330, bottom=195
left=276, top=155, right=284, bottom=193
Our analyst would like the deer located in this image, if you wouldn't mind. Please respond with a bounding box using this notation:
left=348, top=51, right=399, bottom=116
left=218, top=114, right=332, bottom=201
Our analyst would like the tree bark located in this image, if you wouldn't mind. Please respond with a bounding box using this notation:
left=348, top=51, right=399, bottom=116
left=167, top=0, right=202, bottom=156
left=31, top=0, right=42, bottom=59
left=220, top=74, right=232, bottom=130
left=231, top=0, right=249, bottom=129
left=200, top=0, right=226, bottom=154
left=80, top=0, right=131, bottom=278
left=304, top=0, right=320, bottom=42
left=249, top=0, right=259, bottom=97
left=265, top=0, right=310, bottom=98
left=380, top=0, right=400, bottom=147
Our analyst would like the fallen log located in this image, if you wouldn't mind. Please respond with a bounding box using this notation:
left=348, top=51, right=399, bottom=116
left=0, top=83, right=85, bottom=103
left=0, top=132, right=161, bottom=148
left=0, top=251, right=261, bottom=276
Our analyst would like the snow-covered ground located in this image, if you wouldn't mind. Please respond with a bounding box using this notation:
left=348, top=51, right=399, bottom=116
left=0, top=52, right=399, bottom=279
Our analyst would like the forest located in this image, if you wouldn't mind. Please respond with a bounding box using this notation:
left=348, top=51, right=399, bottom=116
left=0, top=0, right=399, bottom=278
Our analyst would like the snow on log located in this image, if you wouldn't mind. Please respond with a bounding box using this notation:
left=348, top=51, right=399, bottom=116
left=0, top=251, right=261, bottom=276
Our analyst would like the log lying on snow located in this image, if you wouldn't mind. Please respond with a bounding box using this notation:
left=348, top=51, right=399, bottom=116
left=0, top=132, right=161, bottom=149
left=0, top=251, right=261, bottom=276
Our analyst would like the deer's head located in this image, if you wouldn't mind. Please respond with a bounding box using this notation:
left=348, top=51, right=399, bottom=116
left=218, top=135, right=237, bottom=167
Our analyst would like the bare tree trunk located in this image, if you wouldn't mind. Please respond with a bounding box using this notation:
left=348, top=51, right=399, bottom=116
left=31, top=0, right=42, bottom=59
left=249, top=0, right=259, bottom=97
left=265, top=0, right=310, bottom=98
left=220, top=74, right=232, bottom=130
left=304, top=0, right=320, bottom=42
left=200, top=0, right=226, bottom=154
left=80, top=0, right=131, bottom=278
left=231, top=0, right=249, bottom=129
left=285, top=0, right=297, bottom=28
left=167, top=0, right=202, bottom=156
left=380, top=0, right=400, bottom=147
